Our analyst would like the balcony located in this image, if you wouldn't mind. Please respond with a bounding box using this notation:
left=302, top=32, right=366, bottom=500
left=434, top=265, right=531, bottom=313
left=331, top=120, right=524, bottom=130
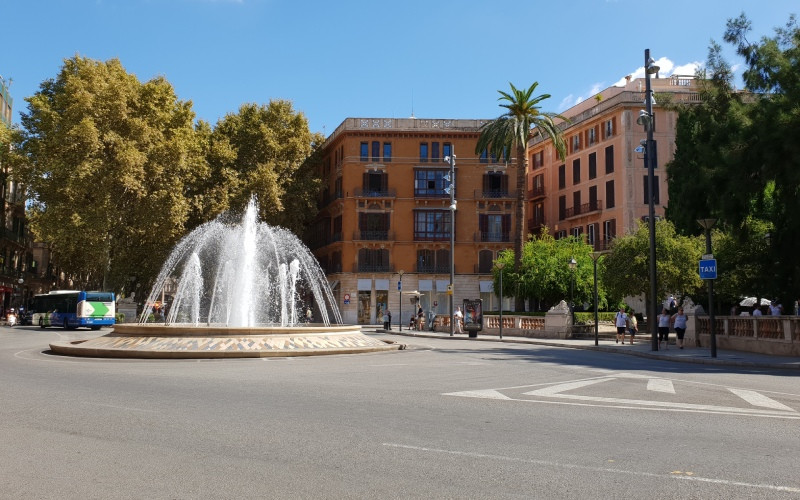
left=474, top=231, right=510, bottom=243
left=475, top=189, right=513, bottom=200
left=417, top=263, right=451, bottom=274
left=354, top=263, right=394, bottom=273
left=320, top=190, right=343, bottom=207
left=352, top=230, right=394, bottom=241
left=528, top=218, right=546, bottom=235
left=354, top=187, right=396, bottom=198
left=528, top=185, right=545, bottom=200
left=563, top=200, right=603, bottom=220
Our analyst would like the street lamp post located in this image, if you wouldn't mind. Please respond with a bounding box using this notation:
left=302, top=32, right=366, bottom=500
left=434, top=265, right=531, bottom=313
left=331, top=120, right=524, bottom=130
left=568, top=257, right=577, bottom=327
left=640, top=48, right=660, bottom=351
left=445, top=153, right=456, bottom=337
left=590, top=251, right=608, bottom=346
left=397, top=269, right=404, bottom=331
left=495, top=261, right=505, bottom=340
left=698, top=218, right=717, bottom=358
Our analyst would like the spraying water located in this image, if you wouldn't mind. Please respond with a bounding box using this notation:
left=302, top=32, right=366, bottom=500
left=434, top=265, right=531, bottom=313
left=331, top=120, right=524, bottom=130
left=139, top=197, right=342, bottom=327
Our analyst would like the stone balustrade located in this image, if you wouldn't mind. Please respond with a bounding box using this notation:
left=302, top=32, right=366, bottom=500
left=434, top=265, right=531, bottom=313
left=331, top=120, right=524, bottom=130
left=687, top=314, right=800, bottom=356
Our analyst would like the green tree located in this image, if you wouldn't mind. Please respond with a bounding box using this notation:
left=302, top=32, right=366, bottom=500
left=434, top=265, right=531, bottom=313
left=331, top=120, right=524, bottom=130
left=494, top=229, right=600, bottom=311
left=667, top=13, right=800, bottom=304
left=601, top=220, right=703, bottom=316
left=206, top=101, right=321, bottom=233
left=15, top=56, right=208, bottom=293
left=476, top=83, right=567, bottom=311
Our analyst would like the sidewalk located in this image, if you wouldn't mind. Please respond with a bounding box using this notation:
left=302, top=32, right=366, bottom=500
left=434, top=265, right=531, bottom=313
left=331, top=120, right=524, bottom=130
left=374, top=327, right=800, bottom=371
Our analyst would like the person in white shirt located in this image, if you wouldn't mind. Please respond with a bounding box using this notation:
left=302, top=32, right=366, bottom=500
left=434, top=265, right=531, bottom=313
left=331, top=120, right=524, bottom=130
left=615, top=306, right=628, bottom=344
left=769, top=302, right=782, bottom=315
left=453, top=307, right=463, bottom=334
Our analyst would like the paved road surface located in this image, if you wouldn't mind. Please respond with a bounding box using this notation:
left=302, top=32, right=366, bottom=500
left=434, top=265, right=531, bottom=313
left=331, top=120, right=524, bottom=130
left=1, top=326, right=798, bottom=499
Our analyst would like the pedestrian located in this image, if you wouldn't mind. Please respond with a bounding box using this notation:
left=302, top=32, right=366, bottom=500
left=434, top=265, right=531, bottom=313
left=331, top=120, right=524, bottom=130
left=769, top=301, right=782, bottom=316
left=658, top=308, right=671, bottom=349
left=305, top=306, right=313, bottom=323
left=752, top=304, right=763, bottom=316
left=386, top=309, right=392, bottom=330
left=454, top=306, right=463, bottom=334
left=671, top=307, right=688, bottom=349
left=416, top=305, right=424, bottom=331
left=615, top=306, right=628, bottom=344
left=627, top=309, right=638, bottom=345
left=382, top=309, right=390, bottom=330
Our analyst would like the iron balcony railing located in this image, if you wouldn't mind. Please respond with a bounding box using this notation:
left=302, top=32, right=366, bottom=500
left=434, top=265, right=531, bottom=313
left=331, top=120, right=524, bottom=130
left=474, top=231, right=511, bottom=243
left=353, top=187, right=397, bottom=198
left=563, top=200, right=603, bottom=220
left=355, top=263, right=394, bottom=273
left=417, top=264, right=451, bottom=274
left=352, top=230, right=394, bottom=241
left=474, top=189, right=513, bottom=199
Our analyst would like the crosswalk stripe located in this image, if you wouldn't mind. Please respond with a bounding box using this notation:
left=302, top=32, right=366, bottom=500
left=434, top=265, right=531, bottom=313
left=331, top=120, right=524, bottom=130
left=729, top=388, right=796, bottom=411
left=647, top=379, right=675, bottom=394
left=522, top=378, right=614, bottom=396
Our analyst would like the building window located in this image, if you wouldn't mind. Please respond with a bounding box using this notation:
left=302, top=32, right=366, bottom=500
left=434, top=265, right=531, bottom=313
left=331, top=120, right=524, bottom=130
left=531, top=174, right=544, bottom=198
left=358, top=248, right=390, bottom=272
left=605, top=145, right=614, bottom=174
left=603, top=219, right=616, bottom=243
left=573, top=191, right=581, bottom=214
left=571, top=135, right=581, bottom=153
left=478, top=214, right=510, bottom=242
left=443, top=142, right=452, bottom=160
left=478, top=250, right=494, bottom=274
left=555, top=230, right=567, bottom=239
left=587, top=223, right=597, bottom=247
left=572, top=159, right=581, bottom=185
left=371, top=141, right=380, bottom=162
left=360, top=142, right=368, bottom=162
left=383, top=142, right=392, bottom=162
left=479, top=149, right=488, bottom=163
left=416, top=248, right=450, bottom=273
left=532, top=151, right=544, bottom=168
left=362, top=171, right=388, bottom=196
left=483, top=173, right=508, bottom=197
left=588, top=152, right=597, bottom=180
left=587, top=127, right=597, bottom=146
left=644, top=175, right=660, bottom=205
left=532, top=203, right=545, bottom=227
left=571, top=226, right=583, bottom=238
left=420, top=143, right=429, bottom=162
left=603, top=118, right=615, bottom=139
left=431, top=142, right=440, bottom=162
left=558, top=164, right=566, bottom=189
left=358, top=213, right=390, bottom=240
left=589, top=185, right=598, bottom=210
left=414, top=210, right=452, bottom=241
left=414, top=169, right=450, bottom=197
left=558, top=195, right=567, bottom=221
left=605, top=180, right=615, bottom=209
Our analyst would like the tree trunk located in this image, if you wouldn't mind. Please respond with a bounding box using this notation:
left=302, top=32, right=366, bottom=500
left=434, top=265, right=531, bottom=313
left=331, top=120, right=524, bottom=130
left=513, top=143, right=527, bottom=312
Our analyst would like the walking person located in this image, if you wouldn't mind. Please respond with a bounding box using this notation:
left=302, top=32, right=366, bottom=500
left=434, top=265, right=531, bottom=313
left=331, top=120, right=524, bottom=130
left=627, top=309, right=638, bottom=345
left=382, top=309, right=390, bottom=330
left=671, top=307, right=688, bottom=349
left=615, top=306, right=628, bottom=344
left=658, top=308, right=671, bottom=349
left=454, top=306, right=464, bottom=334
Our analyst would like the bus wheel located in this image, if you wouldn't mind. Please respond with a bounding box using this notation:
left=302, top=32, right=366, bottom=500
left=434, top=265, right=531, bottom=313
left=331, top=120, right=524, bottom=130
left=91, top=326, right=101, bottom=331
left=63, top=319, right=69, bottom=330
left=39, top=318, right=46, bottom=329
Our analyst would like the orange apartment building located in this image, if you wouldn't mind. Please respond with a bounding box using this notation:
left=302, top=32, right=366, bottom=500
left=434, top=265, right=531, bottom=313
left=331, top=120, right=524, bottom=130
left=527, top=75, right=701, bottom=246
left=310, top=118, right=515, bottom=325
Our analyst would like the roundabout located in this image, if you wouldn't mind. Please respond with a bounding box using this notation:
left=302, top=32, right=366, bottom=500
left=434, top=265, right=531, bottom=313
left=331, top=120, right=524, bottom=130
left=49, top=323, right=402, bottom=359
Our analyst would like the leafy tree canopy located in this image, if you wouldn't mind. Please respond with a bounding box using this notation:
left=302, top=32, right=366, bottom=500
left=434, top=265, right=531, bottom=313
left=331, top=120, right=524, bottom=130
left=15, top=55, right=208, bottom=293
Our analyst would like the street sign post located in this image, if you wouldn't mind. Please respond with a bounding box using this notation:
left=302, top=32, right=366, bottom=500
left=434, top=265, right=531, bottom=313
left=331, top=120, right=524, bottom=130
left=699, top=258, right=717, bottom=280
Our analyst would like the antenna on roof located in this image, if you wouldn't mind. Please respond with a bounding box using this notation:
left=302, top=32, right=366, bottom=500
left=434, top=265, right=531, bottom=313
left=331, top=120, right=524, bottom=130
left=410, top=89, right=415, bottom=119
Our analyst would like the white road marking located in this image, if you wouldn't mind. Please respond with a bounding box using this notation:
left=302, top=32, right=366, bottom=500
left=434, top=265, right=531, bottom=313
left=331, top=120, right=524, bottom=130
left=86, top=402, right=158, bottom=413
left=442, top=389, right=510, bottom=400
left=647, top=378, right=676, bottom=394
left=382, top=443, right=800, bottom=493
left=729, top=388, right=795, bottom=411
left=521, top=377, right=615, bottom=396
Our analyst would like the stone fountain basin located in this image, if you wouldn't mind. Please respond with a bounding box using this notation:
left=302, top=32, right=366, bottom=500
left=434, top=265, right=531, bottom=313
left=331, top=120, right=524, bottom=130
left=49, top=323, right=402, bottom=359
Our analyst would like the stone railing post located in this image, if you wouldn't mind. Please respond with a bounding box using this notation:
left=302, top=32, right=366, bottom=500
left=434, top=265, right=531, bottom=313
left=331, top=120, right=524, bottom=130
left=544, top=300, right=572, bottom=339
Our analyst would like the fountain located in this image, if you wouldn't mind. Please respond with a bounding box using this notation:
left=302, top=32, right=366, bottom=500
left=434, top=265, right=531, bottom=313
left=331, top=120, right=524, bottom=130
left=49, top=198, right=401, bottom=358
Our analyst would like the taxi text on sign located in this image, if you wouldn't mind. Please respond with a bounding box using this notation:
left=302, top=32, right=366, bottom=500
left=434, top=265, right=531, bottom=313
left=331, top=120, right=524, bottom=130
left=699, top=259, right=717, bottom=280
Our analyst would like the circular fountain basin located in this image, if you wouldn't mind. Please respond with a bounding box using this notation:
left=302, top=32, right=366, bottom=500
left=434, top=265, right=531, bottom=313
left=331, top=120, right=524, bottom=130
left=49, top=323, right=402, bottom=359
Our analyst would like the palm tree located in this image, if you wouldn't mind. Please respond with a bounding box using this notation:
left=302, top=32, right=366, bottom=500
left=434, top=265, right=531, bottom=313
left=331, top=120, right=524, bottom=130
left=476, top=82, right=567, bottom=311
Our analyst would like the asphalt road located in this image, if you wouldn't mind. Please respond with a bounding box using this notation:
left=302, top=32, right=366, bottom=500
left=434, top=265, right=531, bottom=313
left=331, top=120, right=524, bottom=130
left=1, top=325, right=799, bottom=499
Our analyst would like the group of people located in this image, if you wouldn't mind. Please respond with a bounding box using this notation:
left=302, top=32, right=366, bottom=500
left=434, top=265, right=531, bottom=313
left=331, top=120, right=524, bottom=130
left=615, top=303, right=689, bottom=349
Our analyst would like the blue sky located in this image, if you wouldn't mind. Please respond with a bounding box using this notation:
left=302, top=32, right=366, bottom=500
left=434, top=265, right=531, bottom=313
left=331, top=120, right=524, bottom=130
left=2, top=0, right=796, bottom=136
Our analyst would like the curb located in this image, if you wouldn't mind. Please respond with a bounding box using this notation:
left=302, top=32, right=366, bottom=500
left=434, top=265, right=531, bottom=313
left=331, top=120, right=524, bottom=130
left=381, top=330, right=800, bottom=371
